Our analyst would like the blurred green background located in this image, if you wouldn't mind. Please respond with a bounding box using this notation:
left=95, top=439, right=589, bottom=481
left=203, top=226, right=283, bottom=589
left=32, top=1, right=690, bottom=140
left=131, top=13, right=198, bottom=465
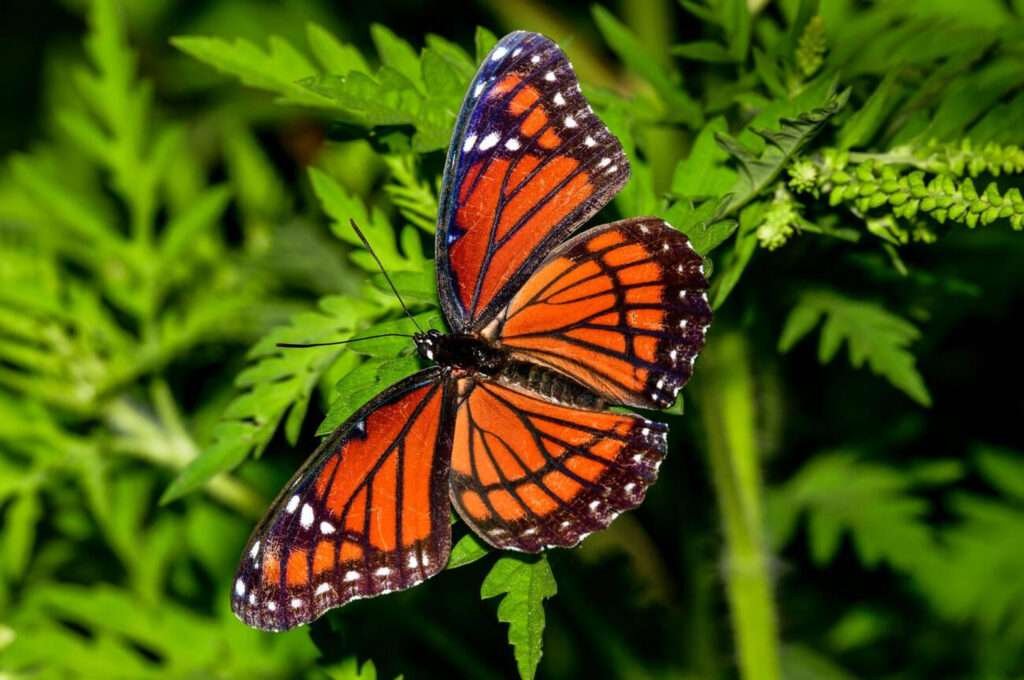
left=1, top=1, right=1023, bottom=678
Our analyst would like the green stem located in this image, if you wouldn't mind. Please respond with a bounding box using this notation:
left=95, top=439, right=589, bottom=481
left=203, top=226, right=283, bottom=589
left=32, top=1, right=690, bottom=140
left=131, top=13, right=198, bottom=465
left=695, top=331, right=781, bottom=680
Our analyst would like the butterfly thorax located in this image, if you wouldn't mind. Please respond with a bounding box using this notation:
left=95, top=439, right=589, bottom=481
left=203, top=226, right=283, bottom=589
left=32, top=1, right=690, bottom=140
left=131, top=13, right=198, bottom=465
left=414, top=329, right=506, bottom=375
left=414, top=330, right=603, bottom=409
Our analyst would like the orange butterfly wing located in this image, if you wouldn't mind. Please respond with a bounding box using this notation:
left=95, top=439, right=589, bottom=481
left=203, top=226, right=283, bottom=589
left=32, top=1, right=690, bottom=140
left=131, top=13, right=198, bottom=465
left=449, top=378, right=666, bottom=551
left=491, top=217, right=712, bottom=409
left=437, top=32, right=628, bottom=331
left=232, top=370, right=454, bottom=631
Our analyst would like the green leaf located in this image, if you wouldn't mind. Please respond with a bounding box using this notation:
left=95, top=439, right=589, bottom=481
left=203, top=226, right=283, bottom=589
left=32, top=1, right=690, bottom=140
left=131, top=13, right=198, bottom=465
left=8, top=584, right=319, bottom=676
left=161, top=295, right=378, bottom=503
left=481, top=555, right=558, bottom=680
left=777, top=290, right=931, bottom=405
left=975, top=446, right=1024, bottom=502
left=307, top=22, right=370, bottom=75
left=664, top=198, right=737, bottom=256
left=4, top=489, right=41, bottom=580
left=383, top=155, right=439, bottom=234
left=837, top=73, right=902, bottom=149
left=671, top=116, right=738, bottom=199
left=158, top=185, right=231, bottom=262
left=322, top=658, right=380, bottom=680
left=671, top=41, right=735, bottom=63
left=309, top=167, right=425, bottom=272
left=922, top=60, right=1024, bottom=141
left=709, top=202, right=762, bottom=308
left=171, top=35, right=332, bottom=108
left=447, top=533, right=491, bottom=570
left=717, top=85, right=850, bottom=216
left=591, top=5, right=703, bottom=128
left=370, top=24, right=424, bottom=91
left=474, top=26, right=499, bottom=63
left=915, top=493, right=1024, bottom=642
left=767, top=451, right=940, bottom=570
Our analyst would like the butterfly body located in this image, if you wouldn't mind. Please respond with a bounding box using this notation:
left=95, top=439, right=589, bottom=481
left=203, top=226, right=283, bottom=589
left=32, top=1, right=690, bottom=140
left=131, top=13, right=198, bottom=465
left=414, top=329, right=506, bottom=376
left=232, top=30, right=712, bottom=632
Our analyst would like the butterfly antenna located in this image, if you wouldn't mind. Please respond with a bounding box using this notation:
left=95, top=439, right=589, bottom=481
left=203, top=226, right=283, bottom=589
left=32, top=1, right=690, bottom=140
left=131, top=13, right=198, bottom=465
left=277, top=332, right=413, bottom=349
left=349, top=218, right=423, bottom=333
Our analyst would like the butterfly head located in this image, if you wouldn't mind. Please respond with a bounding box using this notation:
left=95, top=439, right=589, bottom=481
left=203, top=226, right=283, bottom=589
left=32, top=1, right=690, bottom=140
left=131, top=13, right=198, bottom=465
left=413, top=329, right=445, bottom=363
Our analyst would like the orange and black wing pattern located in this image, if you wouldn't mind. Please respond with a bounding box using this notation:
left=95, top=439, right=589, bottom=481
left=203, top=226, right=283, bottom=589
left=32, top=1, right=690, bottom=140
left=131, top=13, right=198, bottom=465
left=231, top=369, right=454, bottom=631
left=437, top=31, right=629, bottom=332
left=493, top=217, right=712, bottom=409
left=449, top=378, right=666, bottom=551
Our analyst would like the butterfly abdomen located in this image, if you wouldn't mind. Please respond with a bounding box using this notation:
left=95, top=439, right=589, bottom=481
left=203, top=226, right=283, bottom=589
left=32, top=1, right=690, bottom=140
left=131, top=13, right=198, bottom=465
left=498, top=360, right=604, bottom=410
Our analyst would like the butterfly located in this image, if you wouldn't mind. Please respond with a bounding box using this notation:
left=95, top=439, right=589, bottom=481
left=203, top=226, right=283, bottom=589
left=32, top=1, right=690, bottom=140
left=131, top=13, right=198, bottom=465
left=232, top=30, right=711, bottom=631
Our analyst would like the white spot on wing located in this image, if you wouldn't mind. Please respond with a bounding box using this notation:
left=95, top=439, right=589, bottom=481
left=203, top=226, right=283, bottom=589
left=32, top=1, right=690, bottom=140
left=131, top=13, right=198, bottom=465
left=491, top=46, right=508, bottom=61
left=300, top=503, right=314, bottom=529
left=344, top=570, right=361, bottom=582
left=374, top=567, right=392, bottom=577
left=320, top=521, right=335, bottom=535
left=316, top=582, right=331, bottom=595
left=250, top=541, right=260, bottom=559
left=463, top=134, right=477, bottom=152
left=584, top=136, right=596, bottom=147
left=545, top=71, right=556, bottom=81
left=235, top=579, right=246, bottom=596
left=531, top=55, right=541, bottom=64
left=479, top=132, right=500, bottom=150
left=267, top=601, right=277, bottom=612
left=512, top=48, right=522, bottom=57
left=408, top=554, right=420, bottom=568
left=291, top=597, right=303, bottom=609
left=598, top=157, right=611, bottom=168
left=564, top=115, right=577, bottom=128
left=505, top=137, right=521, bottom=151
left=473, top=82, right=485, bottom=98
left=553, top=92, right=566, bottom=106
left=286, top=495, right=300, bottom=513
left=248, top=592, right=256, bottom=605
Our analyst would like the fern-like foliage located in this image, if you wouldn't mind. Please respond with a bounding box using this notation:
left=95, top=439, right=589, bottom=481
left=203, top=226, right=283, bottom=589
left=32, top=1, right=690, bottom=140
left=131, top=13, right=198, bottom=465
left=481, top=556, right=558, bottom=680
left=716, top=84, right=850, bottom=217
left=778, top=290, right=931, bottom=405
left=0, top=0, right=266, bottom=573
left=174, top=24, right=483, bottom=152
left=768, top=451, right=957, bottom=570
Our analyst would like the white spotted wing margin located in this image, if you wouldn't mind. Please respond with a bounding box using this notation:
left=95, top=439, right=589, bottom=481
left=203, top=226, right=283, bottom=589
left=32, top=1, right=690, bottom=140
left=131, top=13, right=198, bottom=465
left=232, top=368, right=456, bottom=632
left=436, top=30, right=630, bottom=332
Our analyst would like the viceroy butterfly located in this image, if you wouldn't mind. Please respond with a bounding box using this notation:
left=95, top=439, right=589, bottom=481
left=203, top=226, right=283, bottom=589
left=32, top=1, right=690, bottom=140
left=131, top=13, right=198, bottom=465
left=232, top=30, right=712, bottom=631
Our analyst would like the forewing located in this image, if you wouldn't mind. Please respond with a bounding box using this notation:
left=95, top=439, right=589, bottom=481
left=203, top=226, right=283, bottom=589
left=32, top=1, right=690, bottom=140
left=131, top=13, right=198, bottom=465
left=232, top=369, right=454, bottom=631
left=449, top=378, right=666, bottom=552
left=491, top=217, right=712, bottom=409
left=437, top=31, right=629, bottom=331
